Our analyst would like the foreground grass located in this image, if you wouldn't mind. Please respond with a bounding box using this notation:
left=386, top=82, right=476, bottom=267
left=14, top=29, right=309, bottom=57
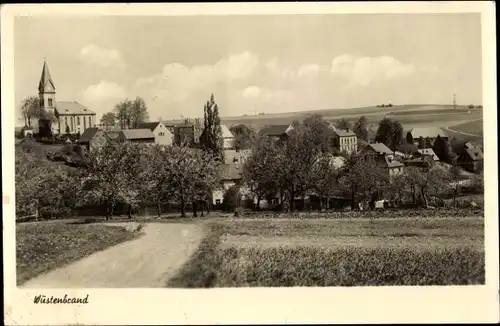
left=16, top=222, right=141, bottom=285
left=167, top=218, right=484, bottom=287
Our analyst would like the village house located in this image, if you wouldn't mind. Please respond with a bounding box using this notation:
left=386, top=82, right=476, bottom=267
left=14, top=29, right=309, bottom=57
left=136, top=121, right=173, bottom=146
left=332, top=127, right=358, bottom=153
left=79, top=128, right=108, bottom=151
left=378, top=155, right=405, bottom=177
left=457, top=142, right=483, bottom=173
left=212, top=164, right=245, bottom=206
left=406, top=127, right=448, bottom=148
left=258, top=124, right=294, bottom=141
left=37, top=60, right=96, bottom=135
left=117, top=129, right=155, bottom=144
left=220, top=124, right=235, bottom=149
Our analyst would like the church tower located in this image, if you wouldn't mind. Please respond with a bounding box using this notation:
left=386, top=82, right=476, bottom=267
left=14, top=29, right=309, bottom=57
left=38, top=60, right=57, bottom=118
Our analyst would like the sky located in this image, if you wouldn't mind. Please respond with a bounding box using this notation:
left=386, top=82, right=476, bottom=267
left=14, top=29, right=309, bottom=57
left=14, top=13, right=482, bottom=123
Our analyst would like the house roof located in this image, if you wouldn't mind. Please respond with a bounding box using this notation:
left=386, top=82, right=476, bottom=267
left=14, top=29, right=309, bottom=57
left=408, top=127, right=447, bottom=139
left=56, top=101, right=95, bottom=115
left=120, top=129, right=155, bottom=140
left=79, top=127, right=99, bottom=143
left=465, top=147, right=483, bottom=161
left=418, top=148, right=440, bottom=161
left=382, top=155, right=404, bottom=168
left=38, top=60, right=55, bottom=92
left=137, top=122, right=161, bottom=131
left=368, top=142, right=393, bottom=155
left=220, top=124, right=234, bottom=138
left=334, top=129, right=356, bottom=137
left=259, top=125, right=291, bottom=137
left=218, top=163, right=244, bottom=181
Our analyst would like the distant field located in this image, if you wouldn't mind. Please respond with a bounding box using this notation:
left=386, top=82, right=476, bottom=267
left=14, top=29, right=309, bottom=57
left=448, top=119, right=484, bottom=136
left=223, top=104, right=483, bottom=134
left=167, top=217, right=484, bottom=287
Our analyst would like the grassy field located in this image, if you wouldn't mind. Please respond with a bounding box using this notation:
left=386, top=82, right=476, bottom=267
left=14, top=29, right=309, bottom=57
left=448, top=119, right=484, bottom=136
left=16, top=221, right=141, bottom=285
left=167, top=217, right=484, bottom=287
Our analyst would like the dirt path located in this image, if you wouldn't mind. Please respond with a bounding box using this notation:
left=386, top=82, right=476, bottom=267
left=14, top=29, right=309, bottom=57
left=20, top=222, right=205, bottom=288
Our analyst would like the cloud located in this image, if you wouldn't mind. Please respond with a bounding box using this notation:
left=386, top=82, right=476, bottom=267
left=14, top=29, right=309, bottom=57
left=82, top=81, right=127, bottom=102
left=135, top=52, right=260, bottom=106
left=242, top=86, right=261, bottom=98
left=297, top=64, right=321, bottom=77
left=79, top=44, right=126, bottom=68
left=331, top=54, right=420, bottom=87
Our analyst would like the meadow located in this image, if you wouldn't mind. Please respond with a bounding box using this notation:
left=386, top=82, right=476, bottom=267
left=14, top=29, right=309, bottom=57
left=448, top=119, right=484, bottom=136
left=167, top=217, right=484, bottom=287
left=16, top=221, right=141, bottom=285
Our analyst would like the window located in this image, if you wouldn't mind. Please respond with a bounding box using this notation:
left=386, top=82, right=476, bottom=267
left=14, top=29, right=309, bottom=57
left=48, top=98, right=53, bottom=107
left=88, top=116, right=92, bottom=127
left=216, top=199, right=221, bottom=205
left=65, top=117, right=68, bottom=129
left=71, top=117, right=74, bottom=129
left=77, top=117, right=80, bottom=126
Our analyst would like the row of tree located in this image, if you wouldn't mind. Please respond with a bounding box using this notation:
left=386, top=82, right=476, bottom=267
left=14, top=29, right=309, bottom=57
left=16, top=141, right=220, bottom=220
left=100, top=97, right=150, bottom=130
left=242, top=115, right=482, bottom=211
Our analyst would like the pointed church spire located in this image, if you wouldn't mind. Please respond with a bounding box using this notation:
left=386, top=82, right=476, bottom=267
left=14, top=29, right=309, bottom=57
left=38, top=59, right=55, bottom=93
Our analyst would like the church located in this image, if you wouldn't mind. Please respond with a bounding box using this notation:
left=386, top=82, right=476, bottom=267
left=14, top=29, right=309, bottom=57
left=38, top=60, right=96, bottom=135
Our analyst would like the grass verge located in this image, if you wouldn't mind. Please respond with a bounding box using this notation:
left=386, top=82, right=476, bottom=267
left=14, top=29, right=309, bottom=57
left=16, top=222, right=141, bottom=285
left=166, top=218, right=484, bottom=287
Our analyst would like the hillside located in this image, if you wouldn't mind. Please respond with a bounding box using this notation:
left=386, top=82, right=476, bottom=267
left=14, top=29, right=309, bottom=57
left=222, top=104, right=483, bottom=134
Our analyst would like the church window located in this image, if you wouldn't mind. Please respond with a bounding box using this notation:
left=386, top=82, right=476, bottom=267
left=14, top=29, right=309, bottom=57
left=48, top=98, right=53, bottom=106
left=89, top=116, right=92, bottom=127
left=77, top=117, right=80, bottom=126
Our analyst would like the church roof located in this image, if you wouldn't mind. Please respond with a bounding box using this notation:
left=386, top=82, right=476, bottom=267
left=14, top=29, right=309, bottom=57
left=56, top=101, right=95, bottom=115
left=38, top=61, right=55, bottom=93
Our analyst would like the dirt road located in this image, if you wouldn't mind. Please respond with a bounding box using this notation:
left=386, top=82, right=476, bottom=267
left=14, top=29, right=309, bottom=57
left=20, top=222, right=204, bottom=288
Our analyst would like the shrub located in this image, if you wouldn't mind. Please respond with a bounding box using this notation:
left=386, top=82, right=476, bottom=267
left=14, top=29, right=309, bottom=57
left=222, top=185, right=242, bottom=212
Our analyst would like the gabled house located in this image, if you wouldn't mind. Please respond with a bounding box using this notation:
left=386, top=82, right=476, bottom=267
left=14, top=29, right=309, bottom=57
left=220, top=124, right=235, bottom=149
left=136, top=121, right=173, bottom=146
left=79, top=127, right=108, bottom=151
left=406, top=127, right=448, bottom=148
left=378, top=155, right=405, bottom=177
left=258, top=124, right=294, bottom=140
left=458, top=142, right=483, bottom=173
left=118, top=129, right=155, bottom=144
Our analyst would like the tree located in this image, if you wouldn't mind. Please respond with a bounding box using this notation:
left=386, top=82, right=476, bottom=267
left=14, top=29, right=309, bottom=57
left=303, top=114, right=335, bottom=153
left=230, top=124, right=256, bottom=150
left=413, top=161, right=449, bottom=208
left=20, top=96, right=42, bottom=128
left=243, top=137, right=282, bottom=210
left=447, top=158, right=463, bottom=208
left=310, top=152, right=339, bottom=210
left=432, top=135, right=451, bottom=163
left=335, top=118, right=351, bottom=131
left=276, top=124, right=321, bottom=211
left=114, top=100, right=132, bottom=129
left=337, top=152, right=388, bottom=210
left=200, top=94, right=224, bottom=160
left=375, top=117, right=404, bottom=153
left=128, top=97, right=149, bottom=129
left=80, top=142, right=142, bottom=220
left=100, top=112, right=117, bottom=131
left=353, top=116, right=369, bottom=141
